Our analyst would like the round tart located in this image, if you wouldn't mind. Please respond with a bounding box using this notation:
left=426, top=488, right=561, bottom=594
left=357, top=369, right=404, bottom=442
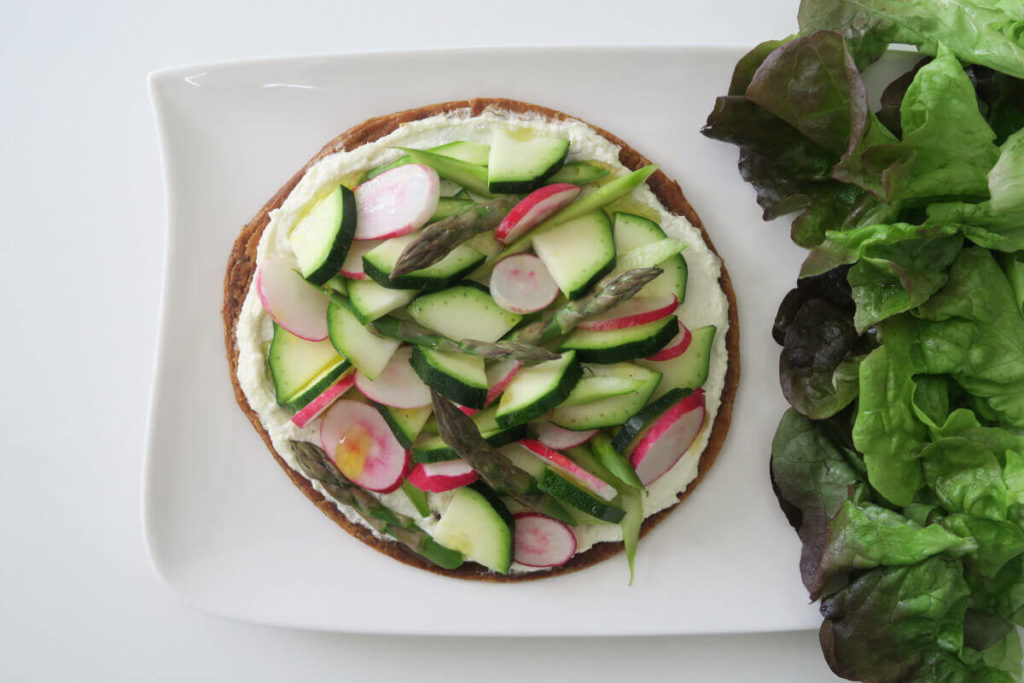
left=223, top=98, right=740, bottom=580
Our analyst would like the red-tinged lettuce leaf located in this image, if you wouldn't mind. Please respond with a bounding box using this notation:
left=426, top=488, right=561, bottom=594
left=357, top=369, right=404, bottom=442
left=745, top=30, right=901, bottom=199
left=727, top=38, right=791, bottom=95
left=818, top=556, right=1017, bottom=683
left=778, top=298, right=863, bottom=419
left=771, top=410, right=970, bottom=600
left=858, top=44, right=1001, bottom=205
left=703, top=92, right=865, bottom=248
left=798, top=0, right=1024, bottom=79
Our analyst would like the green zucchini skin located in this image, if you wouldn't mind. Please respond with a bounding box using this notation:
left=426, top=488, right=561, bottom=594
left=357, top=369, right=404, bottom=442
left=536, top=469, right=625, bottom=523
left=560, top=316, right=680, bottom=364
left=409, top=347, right=488, bottom=409
left=495, top=352, right=583, bottom=429
left=289, top=185, right=358, bottom=286
left=610, top=388, right=691, bottom=453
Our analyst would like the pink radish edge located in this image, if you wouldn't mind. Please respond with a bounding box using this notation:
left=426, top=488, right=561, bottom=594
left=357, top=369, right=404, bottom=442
left=319, top=400, right=409, bottom=493
left=340, top=240, right=382, bottom=279
left=513, top=513, right=577, bottom=568
left=485, top=360, right=523, bottom=406
left=535, top=422, right=597, bottom=450
left=518, top=439, right=617, bottom=502
left=578, top=294, right=678, bottom=332
left=630, top=389, right=706, bottom=486
left=646, top=318, right=692, bottom=361
left=489, top=254, right=560, bottom=314
left=354, top=164, right=439, bottom=240
left=495, top=183, right=581, bottom=245
left=291, top=372, right=356, bottom=428
left=257, top=256, right=330, bottom=341
left=354, top=347, right=431, bottom=409
left=408, top=460, right=478, bottom=493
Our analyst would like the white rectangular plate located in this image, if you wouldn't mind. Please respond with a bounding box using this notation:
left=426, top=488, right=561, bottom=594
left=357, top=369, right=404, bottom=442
left=145, top=46, right=820, bottom=635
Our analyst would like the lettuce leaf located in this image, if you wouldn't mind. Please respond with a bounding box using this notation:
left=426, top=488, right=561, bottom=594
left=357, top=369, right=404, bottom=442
left=802, top=221, right=964, bottom=331
left=798, top=0, right=1024, bottom=79
left=860, top=43, right=1000, bottom=205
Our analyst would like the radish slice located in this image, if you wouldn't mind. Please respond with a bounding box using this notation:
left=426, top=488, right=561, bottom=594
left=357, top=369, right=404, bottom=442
left=339, top=239, right=382, bottom=279
left=485, top=359, right=523, bottom=406
left=408, top=459, right=478, bottom=493
left=291, top=372, right=356, bottom=428
left=319, top=400, right=409, bottom=493
left=354, top=164, right=439, bottom=240
left=489, top=254, right=560, bottom=314
left=257, top=256, right=330, bottom=341
left=578, top=294, right=678, bottom=332
left=646, top=317, right=692, bottom=361
left=457, top=404, right=480, bottom=416
left=495, top=183, right=581, bottom=245
left=630, top=389, right=706, bottom=486
left=535, top=423, right=597, bottom=450
left=518, top=439, right=617, bottom=502
left=513, top=513, right=577, bottom=568
left=354, top=346, right=431, bottom=409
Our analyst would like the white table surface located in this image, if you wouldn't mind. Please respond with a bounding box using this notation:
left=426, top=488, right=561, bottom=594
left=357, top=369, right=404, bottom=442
left=1, top=0, right=842, bottom=680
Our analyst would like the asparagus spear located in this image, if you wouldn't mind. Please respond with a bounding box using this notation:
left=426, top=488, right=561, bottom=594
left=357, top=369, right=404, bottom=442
left=291, top=440, right=463, bottom=570
left=391, top=195, right=517, bottom=277
left=371, top=316, right=558, bottom=362
left=514, top=266, right=663, bottom=345
left=430, top=392, right=577, bottom=525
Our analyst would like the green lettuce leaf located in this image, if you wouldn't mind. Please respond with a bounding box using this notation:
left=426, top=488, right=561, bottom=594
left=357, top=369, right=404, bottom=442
left=861, top=43, right=1000, bottom=204
left=913, top=249, right=1024, bottom=427
left=798, top=0, right=1024, bottom=79
left=803, top=221, right=964, bottom=330
left=853, top=339, right=928, bottom=506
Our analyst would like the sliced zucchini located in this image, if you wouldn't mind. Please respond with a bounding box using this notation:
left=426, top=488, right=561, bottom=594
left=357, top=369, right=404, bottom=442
left=376, top=403, right=433, bottom=449
left=551, top=363, right=661, bottom=430
left=610, top=387, right=691, bottom=453
left=536, top=468, right=624, bottom=523
left=398, top=147, right=493, bottom=197
left=410, top=347, right=488, bottom=408
left=546, top=160, right=611, bottom=185
left=487, top=128, right=569, bottom=193
left=287, top=184, right=357, bottom=285
left=496, top=351, right=582, bottom=428
left=326, top=299, right=401, bottom=380
left=560, top=315, right=680, bottom=363
left=613, top=212, right=687, bottom=302
left=364, top=140, right=491, bottom=181
left=411, top=406, right=527, bottom=462
left=531, top=210, right=616, bottom=300
left=639, top=324, right=716, bottom=399
left=559, top=374, right=644, bottom=408
left=268, top=323, right=351, bottom=411
left=363, top=235, right=485, bottom=291
left=407, top=284, right=522, bottom=343
left=433, top=484, right=513, bottom=574
left=346, top=278, right=417, bottom=323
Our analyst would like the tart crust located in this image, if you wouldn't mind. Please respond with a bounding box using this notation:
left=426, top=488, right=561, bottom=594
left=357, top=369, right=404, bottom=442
left=223, top=98, right=740, bottom=580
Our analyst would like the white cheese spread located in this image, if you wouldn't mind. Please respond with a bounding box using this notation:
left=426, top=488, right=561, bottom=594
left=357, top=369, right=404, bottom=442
left=235, top=108, right=730, bottom=573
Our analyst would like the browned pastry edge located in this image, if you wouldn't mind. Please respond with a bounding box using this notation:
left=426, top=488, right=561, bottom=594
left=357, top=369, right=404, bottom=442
left=222, top=98, right=740, bottom=581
